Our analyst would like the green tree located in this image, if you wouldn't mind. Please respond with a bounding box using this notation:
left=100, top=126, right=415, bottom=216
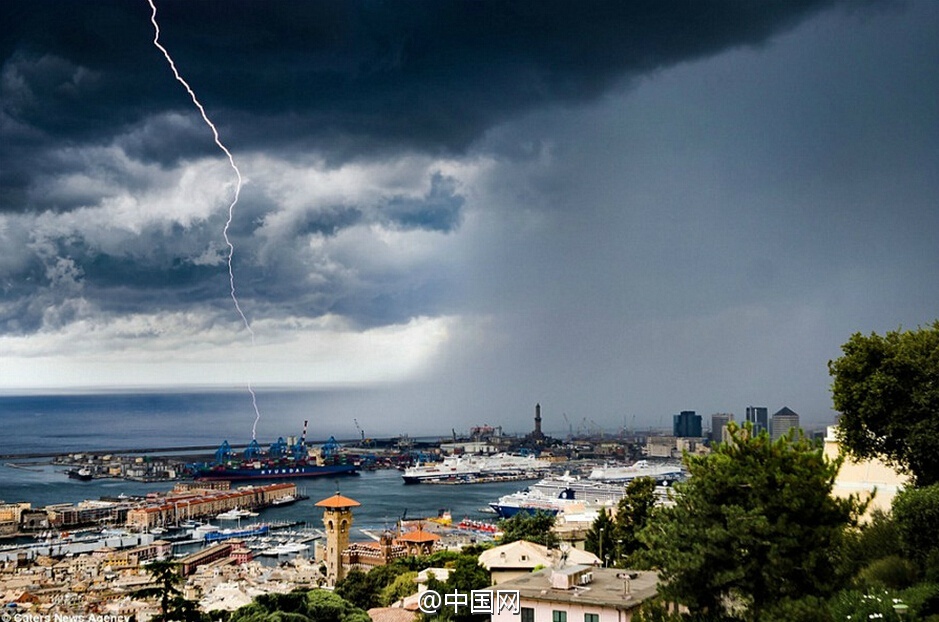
left=613, top=476, right=657, bottom=567
left=497, top=511, right=558, bottom=548
left=334, top=568, right=375, bottom=610
left=893, top=482, right=939, bottom=579
left=230, top=589, right=370, bottom=622
left=133, top=560, right=206, bottom=622
left=434, top=556, right=492, bottom=622
left=379, top=571, right=419, bottom=606
left=829, top=321, right=939, bottom=486
left=584, top=507, right=615, bottom=567
left=637, top=423, right=866, bottom=621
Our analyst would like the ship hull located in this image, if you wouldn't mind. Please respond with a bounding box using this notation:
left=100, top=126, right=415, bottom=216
left=488, top=503, right=560, bottom=519
left=195, top=463, right=357, bottom=481
left=67, top=469, right=93, bottom=481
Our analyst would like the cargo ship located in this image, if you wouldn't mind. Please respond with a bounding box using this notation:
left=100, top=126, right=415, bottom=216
left=192, top=421, right=358, bottom=482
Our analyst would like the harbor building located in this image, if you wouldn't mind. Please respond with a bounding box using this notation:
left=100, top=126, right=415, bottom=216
left=316, top=492, right=360, bottom=586
left=672, top=411, right=702, bottom=438
left=770, top=407, right=800, bottom=441
left=745, top=406, right=769, bottom=435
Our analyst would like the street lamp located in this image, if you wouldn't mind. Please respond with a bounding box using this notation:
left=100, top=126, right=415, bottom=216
left=893, top=602, right=908, bottom=618
left=599, top=527, right=604, bottom=566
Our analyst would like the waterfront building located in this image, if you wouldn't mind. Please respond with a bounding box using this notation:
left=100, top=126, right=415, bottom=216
left=316, top=492, right=360, bottom=586
left=486, top=566, right=659, bottom=622
left=673, top=411, right=702, bottom=438
left=745, top=406, right=769, bottom=435
left=770, top=407, right=800, bottom=441
left=125, top=482, right=296, bottom=529
left=710, top=413, right=734, bottom=444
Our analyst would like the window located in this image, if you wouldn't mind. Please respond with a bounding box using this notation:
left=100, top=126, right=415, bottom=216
left=584, top=614, right=599, bottom=622
left=553, top=611, right=567, bottom=622
left=521, top=607, right=535, bottom=622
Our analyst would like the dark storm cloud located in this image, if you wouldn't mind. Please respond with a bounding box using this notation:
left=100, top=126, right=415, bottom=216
left=1, top=0, right=842, bottom=213
left=382, top=174, right=464, bottom=233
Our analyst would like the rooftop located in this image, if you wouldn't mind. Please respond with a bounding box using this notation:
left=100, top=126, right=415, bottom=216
left=485, top=567, right=659, bottom=611
left=314, top=492, right=361, bottom=508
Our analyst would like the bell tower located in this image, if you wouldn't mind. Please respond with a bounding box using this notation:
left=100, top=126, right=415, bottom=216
left=315, top=492, right=361, bottom=586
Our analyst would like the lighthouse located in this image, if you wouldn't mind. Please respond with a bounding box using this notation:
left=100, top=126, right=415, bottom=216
left=533, top=403, right=545, bottom=441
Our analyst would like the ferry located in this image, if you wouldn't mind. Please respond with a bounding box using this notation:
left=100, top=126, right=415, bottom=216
left=401, top=453, right=548, bottom=484
left=489, top=471, right=678, bottom=519
left=587, top=460, right=683, bottom=484
left=67, top=468, right=93, bottom=481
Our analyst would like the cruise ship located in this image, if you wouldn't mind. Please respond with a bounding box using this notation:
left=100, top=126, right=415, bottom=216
left=587, top=460, right=683, bottom=484
left=401, top=453, right=549, bottom=484
left=489, top=470, right=678, bottom=518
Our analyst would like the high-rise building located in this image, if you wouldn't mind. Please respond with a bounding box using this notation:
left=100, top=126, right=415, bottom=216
left=745, top=406, right=768, bottom=435
left=710, top=413, right=734, bottom=444
left=673, top=410, right=702, bottom=438
left=771, top=407, right=800, bottom=441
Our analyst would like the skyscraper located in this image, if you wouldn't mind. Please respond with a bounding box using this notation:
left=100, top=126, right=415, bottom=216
left=771, top=407, right=800, bottom=441
left=746, top=406, right=768, bottom=435
left=711, top=413, right=734, bottom=444
left=673, top=410, right=702, bottom=438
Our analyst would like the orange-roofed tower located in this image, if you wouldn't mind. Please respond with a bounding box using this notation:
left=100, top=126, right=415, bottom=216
left=315, top=492, right=360, bottom=585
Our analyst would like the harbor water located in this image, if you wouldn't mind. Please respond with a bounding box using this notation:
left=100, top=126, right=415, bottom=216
left=0, top=462, right=531, bottom=536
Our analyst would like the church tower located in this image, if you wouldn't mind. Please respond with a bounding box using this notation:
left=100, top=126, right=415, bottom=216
left=315, top=492, right=361, bottom=586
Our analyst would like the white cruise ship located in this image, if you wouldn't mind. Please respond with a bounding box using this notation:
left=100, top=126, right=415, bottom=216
left=401, top=453, right=548, bottom=484
left=587, top=460, right=683, bottom=484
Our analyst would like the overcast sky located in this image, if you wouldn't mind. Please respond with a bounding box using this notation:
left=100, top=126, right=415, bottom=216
left=1, top=1, right=937, bottom=437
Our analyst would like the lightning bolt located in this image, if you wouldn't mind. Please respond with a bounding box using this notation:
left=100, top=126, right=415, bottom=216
left=148, top=0, right=262, bottom=440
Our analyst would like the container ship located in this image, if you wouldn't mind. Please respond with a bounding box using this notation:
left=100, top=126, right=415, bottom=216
left=192, top=421, right=358, bottom=482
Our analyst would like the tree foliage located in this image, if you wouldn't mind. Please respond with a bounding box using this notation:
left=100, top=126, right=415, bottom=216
left=637, top=423, right=866, bottom=621
left=133, top=560, right=207, bottom=622
left=230, top=589, right=370, bottom=622
left=613, top=476, right=657, bottom=567
left=893, top=482, right=939, bottom=578
left=584, top=507, right=615, bottom=566
left=497, top=511, right=558, bottom=548
left=829, top=320, right=939, bottom=486
left=379, top=571, right=419, bottom=606
left=420, top=556, right=491, bottom=622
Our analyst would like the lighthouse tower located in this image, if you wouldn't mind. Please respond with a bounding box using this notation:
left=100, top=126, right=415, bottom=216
left=532, top=403, right=545, bottom=441
left=315, top=492, right=361, bottom=586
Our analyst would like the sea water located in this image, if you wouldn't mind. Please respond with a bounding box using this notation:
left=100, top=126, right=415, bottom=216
left=0, top=391, right=529, bottom=532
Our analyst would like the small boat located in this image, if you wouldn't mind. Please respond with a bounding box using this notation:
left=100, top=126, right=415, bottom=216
left=217, top=507, right=259, bottom=520
left=270, top=495, right=297, bottom=507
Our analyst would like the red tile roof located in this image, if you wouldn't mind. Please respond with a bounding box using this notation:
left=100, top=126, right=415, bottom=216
left=314, top=492, right=361, bottom=508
